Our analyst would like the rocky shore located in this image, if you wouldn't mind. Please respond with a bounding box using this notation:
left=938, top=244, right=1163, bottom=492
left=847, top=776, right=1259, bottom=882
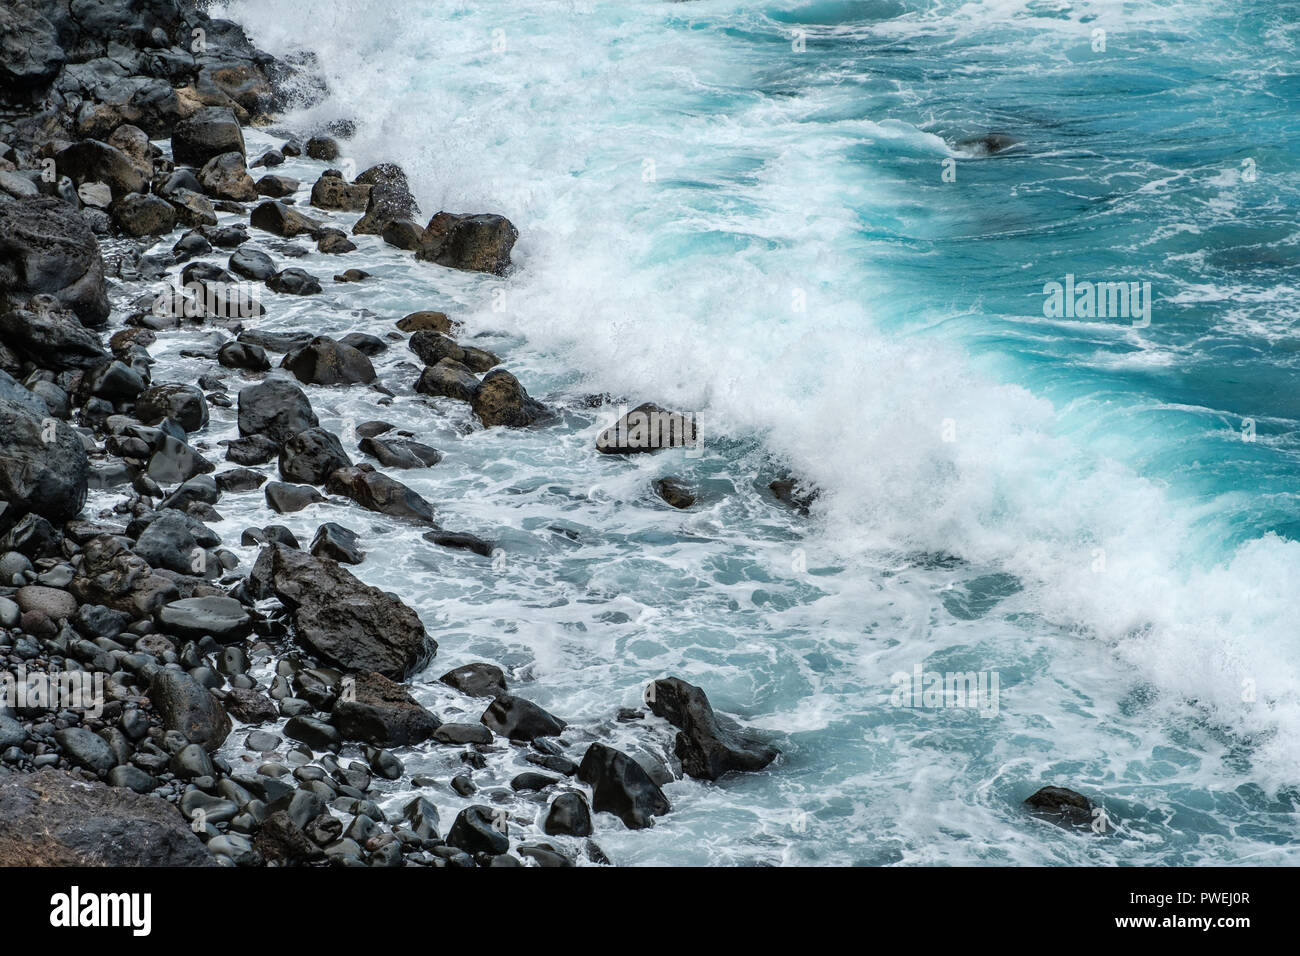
left=0, top=0, right=791, bottom=867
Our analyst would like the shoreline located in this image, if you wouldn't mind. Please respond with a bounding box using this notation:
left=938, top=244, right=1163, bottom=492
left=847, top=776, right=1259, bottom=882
left=0, top=0, right=790, bottom=866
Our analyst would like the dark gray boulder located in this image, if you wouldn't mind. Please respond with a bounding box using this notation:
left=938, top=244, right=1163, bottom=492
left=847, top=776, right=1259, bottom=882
left=331, top=671, right=441, bottom=746
left=0, top=198, right=109, bottom=324
left=279, top=427, right=352, bottom=485
left=577, top=743, right=671, bottom=829
left=237, top=378, right=318, bottom=444
left=0, top=397, right=88, bottom=524
left=148, top=667, right=232, bottom=751
left=646, top=677, right=778, bottom=780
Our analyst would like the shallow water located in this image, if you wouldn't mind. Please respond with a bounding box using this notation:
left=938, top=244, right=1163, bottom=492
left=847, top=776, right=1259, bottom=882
left=169, top=0, right=1300, bottom=863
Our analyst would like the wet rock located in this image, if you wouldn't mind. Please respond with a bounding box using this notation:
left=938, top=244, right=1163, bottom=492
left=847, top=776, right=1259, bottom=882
left=339, top=332, right=386, bottom=356
left=422, top=530, right=493, bottom=558
left=283, top=715, right=341, bottom=751
left=416, top=358, right=479, bottom=403
left=237, top=378, right=318, bottom=444
left=0, top=769, right=212, bottom=866
left=332, top=671, right=441, bottom=746
left=264, top=481, right=326, bottom=514
left=136, top=383, right=209, bottom=432
left=0, top=4, right=65, bottom=93
left=305, top=136, right=339, bottom=161
left=310, top=522, right=363, bottom=564
left=396, top=310, right=452, bottom=334
left=253, top=809, right=322, bottom=865
left=148, top=667, right=232, bottom=751
left=266, top=267, right=322, bottom=296
left=258, top=544, right=435, bottom=679
left=325, top=465, right=434, bottom=523
left=134, top=509, right=215, bottom=574
left=316, top=228, right=356, bottom=254
left=279, top=427, right=352, bottom=485
left=653, top=476, right=695, bottom=509
left=1024, top=786, right=1096, bottom=827
left=54, top=727, right=117, bottom=775
left=646, top=677, right=778, bottom=780
left=157, top=596, right=252, bottom=644
left=255, top=174, right=298, bottom=198
left=472, top=369, right=551, bottom=428
left=415, top=211, right=518, bottom=275
left=380, top=219, right=423, bottom=250
left=197, top=151, right=257, bottom=202
left=359, top=436, right=442, bottom=469
left=446, top=805, right=508, bottom=855
left=353, top=180, right=420, bottom=237
left=596, top=402, right=697, bottom=455
left=480, top=695, right=566, bottom=741
left=171, top=107, right=245, bottom=167
left=55, top=140, right=147, bottom=199
left=409, top=330, right=499, bottom=372
left=577, top=743, right=671, bottom=829
left=0, top=397, right=88, bottom=524
left=228, top=245, right=276, bottom=281
left=218, top=340, right=270, bottom=371
left=511, top=772, right=559, bottom=793
left=956, top=132, right=1022, bottom=156
left=225, top=688, right=278, bottom=724
left=15, top=585, right=77, bottom=621
left=310, top=171, right=370, bottom=211
left=226, top=434, right=280, bottom=465
left=167, top=189, right=218, bottom=228
left=249, top=200, right=323, bottom=239
left=769, top=476, right=818, bottom=515
left=0, top=305, right=106, bottom=369
left=334, top=268, right=369, bottom=283
left=0, top=198, right=110, bottom=323
left=542, top=792, right=594, bottom=837
left=111, top=192, right=177, bottom=236
left=282, top=336, right=375, bottom=386
left=439, top=662, right=508, bottom=699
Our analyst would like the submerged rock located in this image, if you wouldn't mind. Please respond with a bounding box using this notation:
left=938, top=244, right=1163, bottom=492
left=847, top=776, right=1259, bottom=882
left=577, top=742, right=671, bottom=829
left=1023, top=786, right=1096, bottom=828
left=647, top=677, right=778, bottom=780
left=325, top=464, right=434, bottom=523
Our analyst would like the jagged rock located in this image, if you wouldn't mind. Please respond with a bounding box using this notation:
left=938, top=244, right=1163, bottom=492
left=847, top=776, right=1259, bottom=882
left=171, top=106, right=245, bottom=167
left=0, top=197, right=110, bottom=323
left=331, top=671, right=441, bottom=746
left=0, top=397, right=88, bottom=524
left=325, top=465, right=433, bottom=523
left=653, top=477, right=695, bottom=509
left=135, top=383, right=208, bottom=432
left=646, top=677, right=778, bottom=780
left=596, top=402, right=697, bottom=454
left=0, top=770, right=212, bottom=866
left=409, top=330, right=498, bottom=372
left=472, top=369, right=550, bottom=428
left=257, top=544, right=435, bottom=679
left=416, top=358, right=479, bottom=403
left=309, top=171, right=370, bottom=211
left=577, top=743, right=671, bottom=829
left=266, top=267, right=322, bottom=296
left=310, top=522, right=363, bottom=564
left=0, top=304, right=106, bottom=369
left=358, top=436, right=441, bottom=469
left=279, top=427, right=352, bottom=485
left=249, top=200, right=322, bottom=238
left=1024, top=786, right=1096, bottom=827
left=415, top=211, right=518, bottom=275
left=54, top=140, right=147, bottom=199
left=0, top=4, right=66, bottom=94
left=111, top=192, right=177, bottom=236
left=197, top=151, right=257, bottom=201
left=446, top=806, right=508, bottom=855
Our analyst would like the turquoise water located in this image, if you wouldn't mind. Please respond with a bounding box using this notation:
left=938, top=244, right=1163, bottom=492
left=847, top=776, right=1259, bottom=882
left=209, top=0, right=1300, bottom=863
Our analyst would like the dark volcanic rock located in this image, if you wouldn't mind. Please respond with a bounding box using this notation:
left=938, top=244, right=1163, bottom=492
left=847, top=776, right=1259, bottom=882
left=111, top=192, right=177, bottom=236
left=359, top=436, right=442, bottom=469
left=253, top=810, right=322, bottom=865
left=171, top=107, right=246, bottom=167
left=224, top=688, right=278, bottom=724
left=198, top=151, right=257, bottom=202
left=0, top=4, right=65, bottom=94
left=158, top=596, right=252, bottom=644
left=0, top=198, right=110, bottom=323
left=422, top=530, right=493, bottom=557
left=225, top=434, right=280, bottom=465
left=439, top=662, right=508, bottom=699
left=416, top=358, right=479, bottom=403
left=543, top=792, right=594, bottom=837
left=54, top=140, right=147, bottom=199
left=480, top=694, right=566, bottom=741
left=0, top=770, right=212, bottom=866
left=148, top=667, right=232, bottom=751
left=229, top=245, right=276, bottom=281
left=577, top=743, right=671, bottom=829
left=279, top=427, right=352, bottom=485
left=415, top=211, right=518, bottom=275
left=0, top=305, right=106, bottom=369
left=136, top=383, right=209, bottom=432
left=237, top=378, right=318, bottom=444
left=325, top=465, right=434, bottom=523
left=653, top=476, right=696, bottom=509
left=1024, top=786, right=1096, bottom=827
left=258, top=544, right=435, bottom=679
left=472, top=369, right=551, bottom=428
left=266, top=267, right=322, bottom=296
left=0, top=397, right=88, bottom=524
left=310, top=522, right=363, bottom=564
left=596, top=402, right=698, bottom=455
left=281, top=336, right=375, bottom=386
left=310, top=171, right=370, bottom=211
left=446, top=805, right=508, bottom=855
left=218, top=340, right=270, bottom=371
left=264, top=481, right=326, bottom=514
left=646, top=677, right=778, bottom=780
left=332, top=671, right=441, bottom=746
left=249, top=200, right=322, bottom=239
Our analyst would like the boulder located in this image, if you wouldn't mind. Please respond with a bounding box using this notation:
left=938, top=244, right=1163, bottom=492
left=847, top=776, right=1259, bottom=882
left=197, top=151, right=257, bottom=202
left=331, top=671, right=441, bottom=746
left=416, top=358, right=479, bottom=403
left=148, top=667, right=232, bottom=751
left=310, top=522, right=364, bottom=564
left=409, top=330, right=498, bottom=372
left=577, top=743, right=671, bottom=829
left=266, top=267, right=322, bottom=296
left=415, top=211, right=518, bottom=275
left=237, top=378, right=318, bottom=444
left=258, top=544, right=435, bottom=679
left=309, top=171, right=370, bottom=211
left=171, top=106, right=245, bottom=167
left=0, top=304, right=107, bottom=369
left=249, top=200, right=322, bottom=239
left=264, top=481, right=326, bottom=514
left=396, top=310, right=452, bottom=334
left=472, top=369, right=550, bottom=428
left=0, top=770, right=212, bottom=866
left=54, top=140, right=147, bottom=199
left=0, top=397, right=88, bottom=524
left=325, top=465, right=434, bottom=523
left=281, top=336, right=375, bottom=386
left=157, top=596, right=252, bottom=644
left=0, top=4, right=66, bottom=94
left=228, top=245, right=276, bottom=281
left=646, top=677, right=778, bottom=780
left=111, top=192, right=177, bottom=236
left=1024, top=786, right=1096, bottom=827
left=279, top=427, right=352, bottom=484
left=596, top=402, right=698, bottom=455
left=358, top=436, right=442, bottom=469
left=0, top=197, right=109, bottom=324
left=135, top=383, right=208, bottom=432
left=439, top=662, right=507, bottom=699
left=480, top=694, right=566, bottom=741
left=352, top=181, right=420, bottom=236
left=446, top=806, right=508, bottom=855
left=543, top=793, right=594, bottom=837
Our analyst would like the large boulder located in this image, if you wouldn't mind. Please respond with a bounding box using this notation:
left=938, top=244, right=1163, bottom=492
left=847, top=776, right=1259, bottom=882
left=325, top=465, right=434, bottom=523
left=331, top=671, right=441, bottom=746
left=279, top=427, right=352, bottom=484
left=197, top=151, right=257, bottom=202
left=0, top=770, right=212, bottom=866
left=415, top=211, right=518, bottom=275
left=480, top=695, right=566, bottom=741
left=577, top=743, right=671, bottom=830
left=281, top=336, right=375, bottom=386
left=54, top=140, right=147, bottom=199
left=135, top=383, right=209, bottom=432
left=237, top=378, right=318, bottom=444
left=157, top=596, right=252, bottom=644
left=0, top=304, right=107, bottom=369
left=249, top=200, right=323, bottom=239
left=596, top=402, right=698, bottom=455
left=0, top=4, right=66, bottom=95
left=0, top=198, right=109, bottom=324
left=148, top=667, right=232, bottom=751
left=352, top=180, right=420, bottom=236
left=472, top=369, right=550, bottom=428
left=646, top=677, right=778, bottom=780
left=257, top=544, right=435, bottom=679
left=416, top=358, right=479, bottom=403
left=309, top=171, right=370, bottom=211
left=0, top=397, right=88, bottom=524
left=111, top=192, right=177, bottom=236
left=171, top=106, right=245, bottom=167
